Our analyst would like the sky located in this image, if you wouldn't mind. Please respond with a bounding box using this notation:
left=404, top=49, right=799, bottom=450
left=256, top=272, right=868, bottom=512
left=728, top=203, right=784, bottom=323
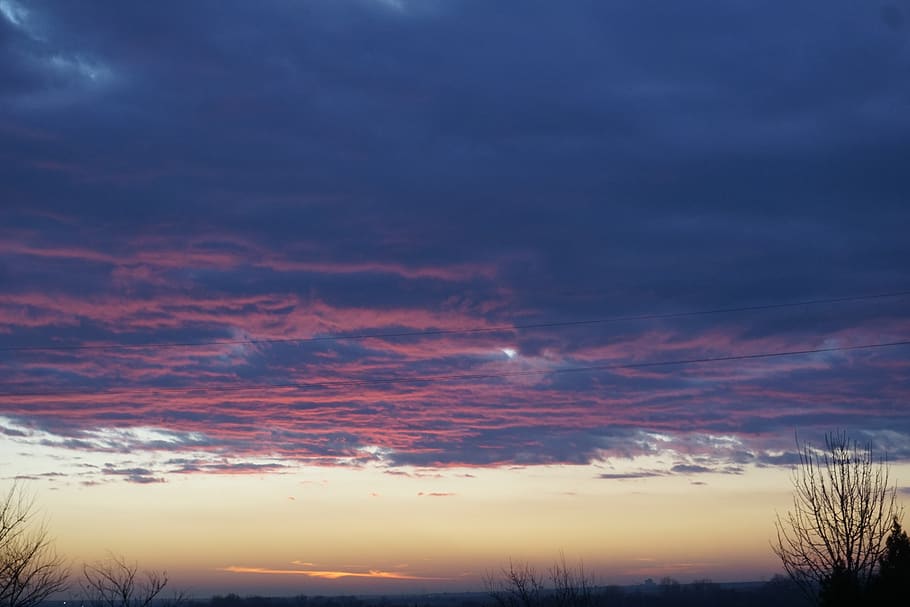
left=1, top=0, right=910, bottom=597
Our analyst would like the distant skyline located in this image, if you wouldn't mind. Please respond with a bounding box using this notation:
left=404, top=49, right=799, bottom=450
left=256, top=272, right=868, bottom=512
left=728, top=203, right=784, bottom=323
left=1, top=0, right=909, bottom=596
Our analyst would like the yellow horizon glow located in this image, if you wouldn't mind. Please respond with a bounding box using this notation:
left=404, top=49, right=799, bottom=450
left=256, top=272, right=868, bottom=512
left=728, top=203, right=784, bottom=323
left=23, top=454, right=910, bottom=596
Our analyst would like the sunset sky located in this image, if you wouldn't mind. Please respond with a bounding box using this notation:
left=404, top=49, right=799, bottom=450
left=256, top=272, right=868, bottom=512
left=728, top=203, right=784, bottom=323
left=2, top=0, right=910, bottom=597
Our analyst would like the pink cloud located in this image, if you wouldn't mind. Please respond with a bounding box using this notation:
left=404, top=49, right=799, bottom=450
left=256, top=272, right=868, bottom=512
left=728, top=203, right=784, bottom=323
left=2, top=233, right=909, bottom=474
left=0, top=233, right=498, bottom=283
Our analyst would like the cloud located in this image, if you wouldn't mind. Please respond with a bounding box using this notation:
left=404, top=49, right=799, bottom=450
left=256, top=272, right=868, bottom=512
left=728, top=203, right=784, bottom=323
left=9, top=471, right=65, bottom=482
left=0, top=0, right=908, bottom=479
left=221, top=565, right=449, bottom=581
left=0, top=0, right=28, bottom=29
left=101, top=465, right=165, bottom=484
left=598, top=472, right=664, bottom=480
left=670, top=464, right=712, bottom=475
left=169, top=461, right=289, bottom=475
left=756, top=451, right=803, bottom=467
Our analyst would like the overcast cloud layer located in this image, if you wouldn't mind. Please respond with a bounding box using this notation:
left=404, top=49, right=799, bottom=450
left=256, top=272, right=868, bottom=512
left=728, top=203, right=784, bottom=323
left=1, top=0, right=909, bottom=484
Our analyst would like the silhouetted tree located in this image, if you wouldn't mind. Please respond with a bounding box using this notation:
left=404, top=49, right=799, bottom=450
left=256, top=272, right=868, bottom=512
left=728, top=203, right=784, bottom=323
left=484, top=560, right=544, bottom=607
left=773, top=431, right=900, bottom=605
left=817, top=564, right=863, bottom=607
left=0, top=485, right=69, bottom=607
left=871, top=517, right=910, bottom=602
left=548, top=555, right=593, bottom=607
left=81, top=554, right=173, bottom=607
left=485, top=557, right=594, bottom=607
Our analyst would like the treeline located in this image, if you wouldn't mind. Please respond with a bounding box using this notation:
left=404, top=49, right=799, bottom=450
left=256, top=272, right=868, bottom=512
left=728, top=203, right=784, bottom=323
left=203, top=576, right=805, bottom=607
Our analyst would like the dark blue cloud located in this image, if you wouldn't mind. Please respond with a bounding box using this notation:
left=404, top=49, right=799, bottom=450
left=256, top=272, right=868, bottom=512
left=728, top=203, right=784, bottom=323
left=1, top=0, right=909, bottom=472
left=598, top=472, right=663, bottom=480
left=101, top=465, right=165, bottom=484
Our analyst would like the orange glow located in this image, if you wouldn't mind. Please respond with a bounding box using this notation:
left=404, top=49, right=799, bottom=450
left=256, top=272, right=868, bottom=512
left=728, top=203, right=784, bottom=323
left=221, top=566, right=450, bottom=581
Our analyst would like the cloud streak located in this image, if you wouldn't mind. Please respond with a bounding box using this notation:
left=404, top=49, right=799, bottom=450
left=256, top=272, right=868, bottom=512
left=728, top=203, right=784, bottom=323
left=221, top=566, right=449, bottom=581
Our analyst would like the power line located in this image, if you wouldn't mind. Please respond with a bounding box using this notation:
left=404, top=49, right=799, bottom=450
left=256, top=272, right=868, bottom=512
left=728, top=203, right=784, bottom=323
left=1, top=338, right=907, bottom=399
left=2, top=289, right=908, bottom=354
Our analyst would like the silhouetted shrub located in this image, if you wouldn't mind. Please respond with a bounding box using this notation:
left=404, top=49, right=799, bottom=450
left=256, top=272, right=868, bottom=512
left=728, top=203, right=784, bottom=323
left=870, top=518, right=910, bottom=603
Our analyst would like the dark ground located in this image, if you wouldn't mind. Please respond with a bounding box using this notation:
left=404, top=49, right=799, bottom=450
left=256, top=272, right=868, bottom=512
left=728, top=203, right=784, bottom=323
left=198, top=578, right=806, bottom=607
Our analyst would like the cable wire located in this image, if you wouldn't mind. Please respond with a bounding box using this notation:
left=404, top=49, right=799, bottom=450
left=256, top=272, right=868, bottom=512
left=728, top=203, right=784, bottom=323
left=2, top=289, right=908, bottom=353
left=1, top=338, right=907, bottom=399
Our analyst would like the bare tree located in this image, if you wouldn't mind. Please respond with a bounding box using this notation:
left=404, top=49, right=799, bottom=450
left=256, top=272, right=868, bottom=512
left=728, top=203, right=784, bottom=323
left=548, top=554, right=593, bottom=607
left=81, top=555, right=170, bottom=607
left=485, top=556, right=595, bottom=607
left=773, top=431, right=902, bottom=603
left=484, top=560, right=545, bottom=607
left=0, top=485, right=69, bottom=607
